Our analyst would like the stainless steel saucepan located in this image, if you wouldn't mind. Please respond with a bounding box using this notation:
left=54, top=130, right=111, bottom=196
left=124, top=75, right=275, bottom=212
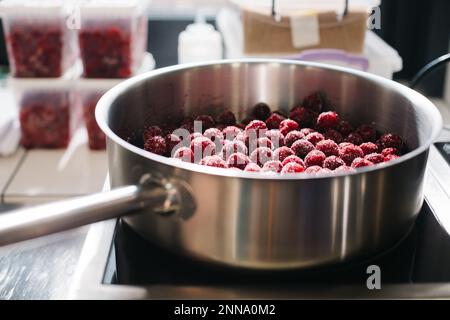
left=0, top=60, right=442, bottom=270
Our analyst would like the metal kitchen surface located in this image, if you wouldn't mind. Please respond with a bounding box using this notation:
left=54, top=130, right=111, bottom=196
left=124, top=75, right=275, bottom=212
left=67, top=143, right=450, bottom=299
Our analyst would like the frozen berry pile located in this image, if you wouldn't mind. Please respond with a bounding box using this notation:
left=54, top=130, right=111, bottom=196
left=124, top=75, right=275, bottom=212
left=139, top=92, right=406, bottom=176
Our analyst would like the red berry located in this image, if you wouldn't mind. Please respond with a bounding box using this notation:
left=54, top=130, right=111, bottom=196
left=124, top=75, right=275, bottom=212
left=166, top=133, right=182, bottom=156
left=324, top=129, right=344, bottom=144
left=226, top=153, right=250, bottom=170
left=281, top=162, right=305, bottom=174
left=265, top=113, right=286, bottom=129
left=303, top=92, right=325, bottom=113
left=316, top=139, right=339, bottom=156
left=262, top=160, right=283, bottom=173
left=337, top=120, right=353, bottom=136
left=195, top=115, right=215, bottom=131
left=173, top=147, right=194, bottom=162
left=222, top=126, right=241, bottom=141
left=339, top=144, right=364, bottom=165
left=365, top=153, right=384, bottom=164
left=360, top=142, right=379, bottom=155
left=289, top=107, right=317, bottom=127
left=245, top=120, right=268, bottom=138
left=190, top=136, right=216, bottom=159
left=305, top=132, right=325, bottom=146
left=251, top=102, right=271, bottom=120
left=346, top=132, right=364, bottom=145
left=244, top=163, right=261, bottom=172
left=273, top=146, right=295, bottom=162
left=143, top=125, right=163, bottom=141
left=265, top=129, right=285, bottom=148
left=351, top=157, right=374, bottom=168
left=204, top=128, right=224, bottom=146
left=250, top=137, right=273, bottom=151
left=305, top=165, right=323, bottom=174
left=356, top=124, right=377, bottom=142
left=300, top=128, right=315, bottom=136
left=144, top=136, right=167, bottom=155
left=378, top=133, right=403, bottom=149
left=281, top=155, right=305, bottom=167
left=216, top=110, right=236, bottom=125
left=381, top=147, right=399, bottom=157
left=279, top=119, right=299, bottom=136
left=323, top=155, right=346, bottom=170
left=222, top=140, right=248, bottom=159
left=250, top=147, right=273, bottom=166
left=199, top=155, right=227, bottom=168
left=304, top=150, right=326, bottom=167
left=291, top=139, right=315, bottom=158
left=190, top=132, right=202, bottom=141
left=334, top=165, right=356, bottom=173
left=284, top=130, right=304, bottom=147
left=384, top=154, right=400, bottom=162
left=316, top=111, right=339, bottom=131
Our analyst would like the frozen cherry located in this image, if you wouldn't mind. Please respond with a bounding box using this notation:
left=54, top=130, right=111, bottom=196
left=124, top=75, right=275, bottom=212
left=222, top=126, right=241, bottom=141
left=166, top=133, right=182, bottom=156
left=356, top=124, right=377, bottom=142
left=305, top=166, right=323, bottom=174
left=284, top=130, right=304, bottom=147
left=195, top=115, right=215, bottom=131
left=262, top=160, right=283, bottom=173
left=216, top=110, right=236, bottom=126
left=190, top=132, right=203, bottom=141
left=200, top=155, right=227, bottom=168
left=303, top=92, right=325, bottom=113
left=365, top=153, right=384, bottom=164
left=289, top=107, right=317, bottom=127
left=305, top=132, right=324, bottom=146
left=251, top=102, right=271, bottom=120
left=351, top=157, right=374, bottom=168
left=265, top=113, right=286, bottom=129
left=324, top=129, right=344, bottom=144
left=291, top=139, right=315, bottom=158
left=281, top=155, right=305, bottom=167
left=245, top=120, right=268, bottom=137
left=304, top=150, right=326, bottom=167
left=222, top=140, right=248, bottom=159
left=250, top=137, right=273, bottom=151
left=346, top=132, right=364, bottom=145
left=244, top=163, right=261, bottom=172
left=316, top=111, right=339, bottom=131
left=265, top=129, right=285, bottom=148
left=173, top=147, right=194, bottom=162
left=273, top=146, right=295, bottom=162
left=316, top=139, right=339, bottom=156
left=144, top=136, right=167, bottom=155
left=143, top=125, right=163, bottom=141
left=227, top=153, right=250, bottom=170
left=250, top=147, right=273, bottom=166
left=384, top=154, right=400, bottom=162
left=381, top=147, right=399, bottom=156
left=339, top=144, right=364, bottom=166
left=323, top=155, right=346, bottom=170
left=337, top=120, right=353, bottom=136
left=281, top=162, right=305, bottom=174
left=360, top=142, right=379, bottom=155
left=378, top=133, right=403, bottom=150
left=279, top=119, right=299, bottom=136
left=204, top=128, right=224, bottom=146
left=300, top=128, right=315, bottom=136
left=190, top=136, right=216, bottom=159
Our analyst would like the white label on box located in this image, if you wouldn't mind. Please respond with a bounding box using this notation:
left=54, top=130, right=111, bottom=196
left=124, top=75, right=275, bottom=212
left=290, top=12, right=320, bottom=48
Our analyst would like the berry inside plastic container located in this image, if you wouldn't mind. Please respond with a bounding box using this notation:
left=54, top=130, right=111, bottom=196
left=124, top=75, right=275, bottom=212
left=0, top=0, right=77, bottom=78
left=78, top=0, right=150, bottom=78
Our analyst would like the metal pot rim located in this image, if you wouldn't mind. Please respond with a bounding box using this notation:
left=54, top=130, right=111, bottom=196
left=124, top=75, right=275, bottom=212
left=96, top=59, right=443, bottom=181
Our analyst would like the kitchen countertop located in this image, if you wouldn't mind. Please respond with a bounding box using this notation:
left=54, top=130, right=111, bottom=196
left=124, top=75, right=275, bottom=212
left=0, top=98, right=449, bottom=299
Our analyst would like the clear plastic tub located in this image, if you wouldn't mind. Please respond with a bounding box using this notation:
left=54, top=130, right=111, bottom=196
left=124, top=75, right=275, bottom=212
left=78, top=0, right=150, bottom=78
left=0, top=0, right=77, bottom=78
left=8, top=66, right=82, bottom=149
left=76, top=53, right=155, bottom=150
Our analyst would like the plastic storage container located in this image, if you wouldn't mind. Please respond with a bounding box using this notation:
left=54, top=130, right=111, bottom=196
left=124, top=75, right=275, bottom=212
left=0, top=0, right=77, bottom=78
left=217, top=8, right=402, bottom=79
left=78, top=0, right=150, bottom=78
left=9, top=66, right=81, bottom=149
left=76, top=53, right=155, bottom=150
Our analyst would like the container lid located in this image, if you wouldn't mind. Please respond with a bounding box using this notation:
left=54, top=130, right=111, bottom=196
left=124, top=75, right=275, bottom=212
left=79, top=0, right=150, bottom=17
left=0, top=0, right=65, bottom=16
left=231, top=0, right=380, bottom=16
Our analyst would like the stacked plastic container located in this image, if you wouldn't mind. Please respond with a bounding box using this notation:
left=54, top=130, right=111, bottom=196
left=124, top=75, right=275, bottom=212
left=0, top=0, right=152, bottom=150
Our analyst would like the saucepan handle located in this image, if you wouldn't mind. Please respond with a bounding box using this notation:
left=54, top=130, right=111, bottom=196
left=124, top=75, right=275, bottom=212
left=0, top=175, right=189, bottom=246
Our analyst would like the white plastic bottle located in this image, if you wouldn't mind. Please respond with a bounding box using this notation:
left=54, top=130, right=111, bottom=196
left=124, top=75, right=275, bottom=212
left=178, top=13, right=223, bottom=64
